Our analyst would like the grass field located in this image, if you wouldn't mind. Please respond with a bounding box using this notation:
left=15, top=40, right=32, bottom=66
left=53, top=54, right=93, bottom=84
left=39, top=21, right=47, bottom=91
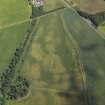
left=0, top=0, right=31, bottom=73
left=7, top=12, right=85, bottom=105
left=2, top=0, right=105, bottom=105
left=61, top=8, right=105, bottom=105
left=0, top=0, right=31, bottom=27
left=0, top=22, right=30, bottom=73
left=43, top=0, right=64, bottom=12
left=97, top=22, right=105, bottom=36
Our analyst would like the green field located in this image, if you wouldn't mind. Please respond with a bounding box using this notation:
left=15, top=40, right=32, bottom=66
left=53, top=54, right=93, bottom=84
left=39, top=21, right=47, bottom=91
left=0, top=0, right=31, bottom=71
left=0, top=22, right=30, bottom=73
left=0, top=0, right=31, bottom=27
left=0, top=0, right=31, bottom=73
left=61, top=8, right=105, bottom=105
left=97, top=22, right=105, bottom=36
left=1, top=0, right=105, bottom=105
left=44, top=0, right=64, bottom=11
left=7, top=12, right=85, bottom=105
left=7, top=6, right=105, bottom=105
left=0, top=0, right=66, bottom=105
left=68, top=0, right=105, bottom=14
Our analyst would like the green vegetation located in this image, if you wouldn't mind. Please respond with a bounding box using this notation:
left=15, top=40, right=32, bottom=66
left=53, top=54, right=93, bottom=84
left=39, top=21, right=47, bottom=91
left=0, top=22, right=29, bottom=73
left=0, top=0, right=105, bottom=105
left=68, top=0, right=105, bottom=14
left=6, top=76, right=29, bottom=100
left=0, top=0, right=31, bottom=73
left=61, top=8, right=105, bottom=105
left=7, top=12, right=84, bottom=105
left=77, top=10, right=105, bottom=26
left=43, top=0, right=64, bottom=12
left=97, top=22, right=105, bottom=35
left=0, top=22, right=31, bottom=105
left=0, top=1, right=31, bottom=105
left=67, top=0, right=105, bottom=26
left=0, top=0, right=31, bottom=27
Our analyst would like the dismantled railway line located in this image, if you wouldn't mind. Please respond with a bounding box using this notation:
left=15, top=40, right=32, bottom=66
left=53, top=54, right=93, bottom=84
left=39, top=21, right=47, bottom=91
left=0, top=4, right=66, bottom=105
left=0, top=4, right=40, bottom=105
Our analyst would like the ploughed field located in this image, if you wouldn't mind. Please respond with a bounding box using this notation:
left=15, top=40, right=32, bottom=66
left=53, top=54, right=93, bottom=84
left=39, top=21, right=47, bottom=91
left=68, top=0, right=105, bottom=14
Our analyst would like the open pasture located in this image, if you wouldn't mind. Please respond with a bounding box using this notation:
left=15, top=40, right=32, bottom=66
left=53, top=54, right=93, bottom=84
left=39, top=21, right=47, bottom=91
left=0, top=0, right=31, bottom=27
left=61, top=8, right=105, bottom=105
left=7, top=12, right=84, bottom=105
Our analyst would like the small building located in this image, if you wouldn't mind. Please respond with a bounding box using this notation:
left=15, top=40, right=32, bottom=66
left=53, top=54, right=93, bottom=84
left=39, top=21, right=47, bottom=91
left=31, top=0, right=44, bottom=7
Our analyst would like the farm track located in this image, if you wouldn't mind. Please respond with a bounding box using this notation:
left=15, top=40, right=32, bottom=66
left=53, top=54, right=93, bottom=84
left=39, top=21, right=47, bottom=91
left=0, top=7, right=66, bottom=30
left=63, top=1, right=105, bottom=105
left=60, top=18, right=89, bottom=104
left=0, top=5, right=41, bottom=105
left=29, top=87, right=80, bottom=95
left=0, top=5, right=66, bottom=105
left=59, top=12, right=88, bottom=105
left=1, top=1, right=102, bottom=105
left=0, top=6, right=66, bottom=83
left=13, top=19, right=40, bottom=81
left=63, top=0, right=105, bottom=40
left=9, top=6, right=67, bottom=84
left=5, top=3, right=89, bottom=104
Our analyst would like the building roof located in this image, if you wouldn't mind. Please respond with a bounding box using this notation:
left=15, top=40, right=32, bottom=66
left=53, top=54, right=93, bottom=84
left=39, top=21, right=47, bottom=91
left=32, top=0, right=44, bottom=7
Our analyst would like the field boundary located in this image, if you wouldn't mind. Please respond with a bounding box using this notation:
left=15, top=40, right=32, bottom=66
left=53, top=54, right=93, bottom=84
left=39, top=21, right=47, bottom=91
left=63, top=0, right=105, bottom=40
left=0, top=7, right=66, bottom=30
left=59, top=13, right=89, bottom=105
